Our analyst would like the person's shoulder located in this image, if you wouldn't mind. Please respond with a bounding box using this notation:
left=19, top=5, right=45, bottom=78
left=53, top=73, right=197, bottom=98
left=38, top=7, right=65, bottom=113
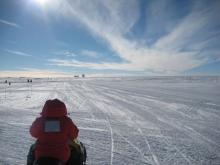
left=31, top=116, right=43, bottom=126
left=62, top=116, right=73, bottom=122
left=34, top=116, right=43, bottom=122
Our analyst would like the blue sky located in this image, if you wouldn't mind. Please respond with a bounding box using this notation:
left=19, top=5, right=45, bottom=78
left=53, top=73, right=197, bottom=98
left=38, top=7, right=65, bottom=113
left=0, top=0, right=220, bottom=77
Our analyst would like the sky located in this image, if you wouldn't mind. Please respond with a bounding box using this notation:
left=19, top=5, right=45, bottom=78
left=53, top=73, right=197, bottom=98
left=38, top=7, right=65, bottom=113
left=0, top=0, right=220, bottom=77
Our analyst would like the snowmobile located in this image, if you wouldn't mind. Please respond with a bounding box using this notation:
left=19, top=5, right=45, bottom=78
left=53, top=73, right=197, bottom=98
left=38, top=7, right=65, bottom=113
left=27, top=140, right=87, bottom=165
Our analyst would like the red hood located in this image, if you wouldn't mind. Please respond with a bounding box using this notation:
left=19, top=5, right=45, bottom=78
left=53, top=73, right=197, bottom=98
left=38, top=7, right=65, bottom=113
left=41, top=99, right=67, bottom=117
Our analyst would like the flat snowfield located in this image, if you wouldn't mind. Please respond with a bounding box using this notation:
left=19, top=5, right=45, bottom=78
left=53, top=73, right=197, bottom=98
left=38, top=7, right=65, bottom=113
left=0, top=76, right=220, bottom=165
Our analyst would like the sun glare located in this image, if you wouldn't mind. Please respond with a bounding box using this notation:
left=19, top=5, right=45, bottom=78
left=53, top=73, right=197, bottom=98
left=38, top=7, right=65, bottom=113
left=34, top=0, right=49, bottom=6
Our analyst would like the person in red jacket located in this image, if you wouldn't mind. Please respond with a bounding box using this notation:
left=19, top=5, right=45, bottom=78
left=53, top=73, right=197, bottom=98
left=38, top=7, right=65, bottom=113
left=29, top=99, right=79, bottom=164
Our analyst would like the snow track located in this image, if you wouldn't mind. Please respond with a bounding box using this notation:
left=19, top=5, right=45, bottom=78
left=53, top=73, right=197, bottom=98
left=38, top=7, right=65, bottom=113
left=107, top=117, right=114, bottom=165
left=0, top=77, right=220, bottom=165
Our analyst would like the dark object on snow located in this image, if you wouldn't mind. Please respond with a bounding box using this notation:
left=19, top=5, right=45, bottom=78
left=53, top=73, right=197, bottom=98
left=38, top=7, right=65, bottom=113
left=33, top=157, right=65, bottom=165
left=67, top=141, right=87, bottom=165
left=27, top=140, right=87, bottom=165
left=27, top=79, right=33, bottom=83
left=27, top=143, right=36, bottom=165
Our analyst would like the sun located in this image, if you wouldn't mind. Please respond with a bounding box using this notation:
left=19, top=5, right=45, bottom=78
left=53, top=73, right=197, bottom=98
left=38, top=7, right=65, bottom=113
left=33, top=0, right=50, bottom=6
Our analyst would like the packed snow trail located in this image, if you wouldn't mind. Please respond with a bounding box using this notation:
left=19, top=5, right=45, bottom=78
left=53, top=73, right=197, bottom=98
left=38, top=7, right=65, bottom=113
left=0, top=77, right=220, bottom=165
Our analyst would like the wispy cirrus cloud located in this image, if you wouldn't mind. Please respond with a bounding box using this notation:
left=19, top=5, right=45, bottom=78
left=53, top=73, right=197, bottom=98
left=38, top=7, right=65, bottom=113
left=53, top=50, right=77, bottom=57
left=49, top=58, right=133, bottom=71
left=53, top=49, right=103, bottom=58
left=48, top=0, right=220, bottom=74
left=64, top=51, right=77, bottom=57
left=4, top=49, right=32, bottom=57
left=0, top=19, right=22, bottom=29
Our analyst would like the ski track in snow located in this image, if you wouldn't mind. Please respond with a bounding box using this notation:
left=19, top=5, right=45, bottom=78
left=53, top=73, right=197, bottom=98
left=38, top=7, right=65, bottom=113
left=0, top=76, right=220, bottom=165
left=107, top=117, right=114, bottom=165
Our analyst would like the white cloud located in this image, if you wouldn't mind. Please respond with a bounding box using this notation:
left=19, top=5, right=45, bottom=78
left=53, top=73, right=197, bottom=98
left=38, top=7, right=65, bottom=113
left=4, top=49, right=32, bottom=57
left=50, top=50, right=206, bottom=74
left=48, top=0, right=219, bottom=74
left=53, top=50, right=77, bottom=57
left=0, top=19, right=22, bottom=29
left=155, top=8, right=211, bottom=51
left=50, top=58, right=123, bottom=70
left=64, top=51, right=77, bottom=57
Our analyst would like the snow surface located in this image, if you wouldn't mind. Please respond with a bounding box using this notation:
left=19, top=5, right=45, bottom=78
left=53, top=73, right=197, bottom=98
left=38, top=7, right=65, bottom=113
left=0, top=76, right=220, bottom=165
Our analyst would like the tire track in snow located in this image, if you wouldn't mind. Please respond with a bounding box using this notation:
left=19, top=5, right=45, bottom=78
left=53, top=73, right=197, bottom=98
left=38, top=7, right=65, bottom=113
left=79, top=81, right=191, bottom=164
left=88, top=86, right=155, bottom=164
left=155, top=118, right=208, bottom=164
left=90, top=101, right=115, bottom=165
left=88, top=84, right=160, bottom=164
left=66, top=80, right=220, bottom=164
left=90, top=83, right=196, bottom=164
left=131, top=108, right=195, bottom=164
left=114, top=130, right=153, bottom=164
left=68, top=82, right=115, bottom=165
left=66, top=82, right=96, bottom=119
left=158, top=132, right=195, bottom=165
left=137, top=128, right=160, bottom=165
left=95, top=86, right=217, bottom=164
left=87, top=83, right=159, bottom=164
left=107, top=117, right=114, bottom=165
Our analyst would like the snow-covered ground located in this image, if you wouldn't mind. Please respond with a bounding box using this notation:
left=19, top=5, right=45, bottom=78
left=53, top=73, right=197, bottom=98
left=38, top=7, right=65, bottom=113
left=0, top=76, right=220, bottom=165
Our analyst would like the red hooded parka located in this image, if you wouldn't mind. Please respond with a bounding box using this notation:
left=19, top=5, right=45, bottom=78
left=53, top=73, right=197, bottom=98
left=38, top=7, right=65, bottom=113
left=30, top=99, right=79, bottom=162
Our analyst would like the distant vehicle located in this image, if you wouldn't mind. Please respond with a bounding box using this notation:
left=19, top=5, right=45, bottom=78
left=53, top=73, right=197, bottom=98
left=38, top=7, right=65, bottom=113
left=27, top=79, right=33, bottom=83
